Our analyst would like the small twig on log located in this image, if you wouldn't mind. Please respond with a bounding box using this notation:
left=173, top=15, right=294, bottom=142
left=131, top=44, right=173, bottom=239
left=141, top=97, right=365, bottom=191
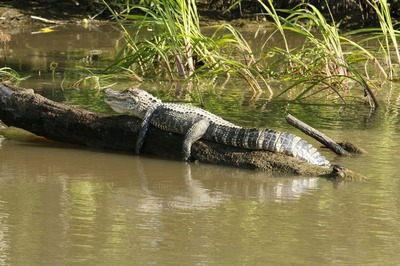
left=286, top=114, right=350, bottom=156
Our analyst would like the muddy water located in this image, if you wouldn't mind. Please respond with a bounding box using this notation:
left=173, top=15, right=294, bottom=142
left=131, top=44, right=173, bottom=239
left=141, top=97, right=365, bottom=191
left=1, top=24, right=400, bottom=265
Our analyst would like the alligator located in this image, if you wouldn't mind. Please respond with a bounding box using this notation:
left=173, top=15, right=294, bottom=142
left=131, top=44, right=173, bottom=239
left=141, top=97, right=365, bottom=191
left=104, top=88, right=330, bottom=166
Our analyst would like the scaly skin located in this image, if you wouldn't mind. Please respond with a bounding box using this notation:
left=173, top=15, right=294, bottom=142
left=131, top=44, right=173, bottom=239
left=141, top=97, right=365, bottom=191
left=104, top=88, right=330, bottom=166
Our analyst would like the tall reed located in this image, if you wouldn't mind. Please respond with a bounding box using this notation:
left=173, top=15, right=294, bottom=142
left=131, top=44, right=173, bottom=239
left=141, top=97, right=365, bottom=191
left=365, top=0, right=400, bottom=79
left=104, top=0, right=269, bottom=92
left=101, top=0, right=396, bottom=108
left=258, top=1, right=379, bottom=107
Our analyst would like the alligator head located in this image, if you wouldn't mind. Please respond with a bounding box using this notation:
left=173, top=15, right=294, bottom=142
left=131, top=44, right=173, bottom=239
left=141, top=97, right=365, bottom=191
left=104, top=88, right=161, bottom=118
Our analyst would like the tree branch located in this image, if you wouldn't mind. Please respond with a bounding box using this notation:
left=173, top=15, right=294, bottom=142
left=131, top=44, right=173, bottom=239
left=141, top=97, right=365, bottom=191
left=286, top=113, right=351, bottom=156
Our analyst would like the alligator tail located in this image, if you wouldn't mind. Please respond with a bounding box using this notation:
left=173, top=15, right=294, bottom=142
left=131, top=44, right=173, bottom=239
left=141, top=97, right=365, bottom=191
left=262, top=130, right=330, bottom=166
left=206, top=126, right=329, bottom=166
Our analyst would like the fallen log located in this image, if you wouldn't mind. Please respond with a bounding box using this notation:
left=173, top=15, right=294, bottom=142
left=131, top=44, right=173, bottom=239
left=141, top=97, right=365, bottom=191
left=0, top=83, right=365, bottom=181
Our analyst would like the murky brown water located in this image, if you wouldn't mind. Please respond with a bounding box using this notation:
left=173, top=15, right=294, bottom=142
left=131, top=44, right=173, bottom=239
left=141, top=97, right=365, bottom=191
left=1, top=24, right=400, bottom=265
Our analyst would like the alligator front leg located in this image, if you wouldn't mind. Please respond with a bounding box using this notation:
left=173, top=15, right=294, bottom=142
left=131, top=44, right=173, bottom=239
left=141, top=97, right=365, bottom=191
left=182, top=119, right=210, bottom=161
left=135, top=106, right=158, bottom=154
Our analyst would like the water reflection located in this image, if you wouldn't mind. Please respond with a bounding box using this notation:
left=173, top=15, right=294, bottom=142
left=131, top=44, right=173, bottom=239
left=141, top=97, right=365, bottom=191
left=0, top=139, right=323, bottom=263
left=2, top=24, right=124, bottom=92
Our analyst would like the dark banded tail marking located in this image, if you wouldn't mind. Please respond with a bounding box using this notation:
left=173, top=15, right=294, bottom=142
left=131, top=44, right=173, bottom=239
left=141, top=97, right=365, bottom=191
left=263, top=130, right=281, bottom=152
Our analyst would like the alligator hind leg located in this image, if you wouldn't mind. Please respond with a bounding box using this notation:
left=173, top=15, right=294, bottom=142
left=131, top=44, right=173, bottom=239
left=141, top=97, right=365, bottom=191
left=182, top=119, right=210, bottom=161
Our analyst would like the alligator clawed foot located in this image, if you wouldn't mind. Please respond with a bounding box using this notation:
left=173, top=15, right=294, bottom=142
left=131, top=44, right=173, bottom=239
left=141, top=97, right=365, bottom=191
left=182, top=155, right=196, bottom=163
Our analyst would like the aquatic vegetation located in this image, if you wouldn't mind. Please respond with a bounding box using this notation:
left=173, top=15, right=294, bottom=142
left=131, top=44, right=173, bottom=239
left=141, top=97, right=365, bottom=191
left=348, top=0, right=400, bottom=80
left=256, top=0, right=385, bottom=108
left=0, top=67, right=25, bottom=82
left=103, top=0, right=269, bottom=92
left=100, top=0, right=400, bottom=108
left=69, top=69, right=119, bottom=91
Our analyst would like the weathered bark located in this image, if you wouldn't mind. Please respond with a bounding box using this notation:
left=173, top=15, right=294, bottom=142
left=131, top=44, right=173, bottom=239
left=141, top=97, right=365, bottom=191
left=0, top=83, right=365, bottom=180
